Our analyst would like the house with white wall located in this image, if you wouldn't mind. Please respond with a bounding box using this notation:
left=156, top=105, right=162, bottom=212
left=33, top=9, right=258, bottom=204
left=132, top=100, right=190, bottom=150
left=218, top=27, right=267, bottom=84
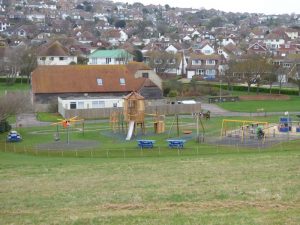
left=88, top=49, right=133, bottom=65
left=37, top=41, right=77, bottom=66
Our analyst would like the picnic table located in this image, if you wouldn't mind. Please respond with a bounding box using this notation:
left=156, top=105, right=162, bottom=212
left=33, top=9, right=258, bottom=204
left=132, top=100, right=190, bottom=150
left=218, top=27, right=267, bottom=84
left=167, top=139, right=186, bottom=149
left=137, top=140, right=155, bottom=149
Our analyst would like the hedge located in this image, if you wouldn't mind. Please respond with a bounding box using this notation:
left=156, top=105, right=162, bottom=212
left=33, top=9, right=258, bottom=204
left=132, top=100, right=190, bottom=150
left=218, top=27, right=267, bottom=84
left=0, top=77, right=29, bottom=84
left=209, top=83, right=300, bottom=96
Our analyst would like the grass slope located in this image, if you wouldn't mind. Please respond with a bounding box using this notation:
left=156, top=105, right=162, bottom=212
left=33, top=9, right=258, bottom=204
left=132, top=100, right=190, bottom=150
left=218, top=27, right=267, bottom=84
left=0, top=150, right=299, bottom=225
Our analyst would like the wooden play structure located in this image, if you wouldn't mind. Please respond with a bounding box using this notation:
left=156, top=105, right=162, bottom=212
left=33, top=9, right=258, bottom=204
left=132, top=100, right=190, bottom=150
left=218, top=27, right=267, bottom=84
left=109, top=91, right=165, bottom=140
left=221, top=119, right=269, bottom=142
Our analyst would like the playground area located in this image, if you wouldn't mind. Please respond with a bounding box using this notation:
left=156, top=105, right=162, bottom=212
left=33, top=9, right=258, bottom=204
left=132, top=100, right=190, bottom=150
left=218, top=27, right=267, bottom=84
left=1, top=91, right=300, bottom=153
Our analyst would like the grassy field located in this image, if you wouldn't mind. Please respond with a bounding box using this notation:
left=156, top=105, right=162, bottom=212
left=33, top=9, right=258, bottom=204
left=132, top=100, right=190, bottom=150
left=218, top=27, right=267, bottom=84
left=1, top=113, right=300, bottom=224
left=0, top=83, right=30, bottom=95
left=0, top=149, right=299, bottom=225
left=217, top=96, right=300, bottom=112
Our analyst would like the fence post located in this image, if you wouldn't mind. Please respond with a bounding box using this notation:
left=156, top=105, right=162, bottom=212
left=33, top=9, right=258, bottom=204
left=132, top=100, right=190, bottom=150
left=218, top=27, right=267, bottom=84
left=90, top=150, right=93, bottom=158
left=76, top=150, right=78, bottom=157
left=123, top=148, right=125, bottom=159
left=14, top=144, right=16, bottom=153
left=61, top=151, right=64, bottom=157
left=158, top=146, right=161, bottom=156
left=106, top=149, right=109, bottom=158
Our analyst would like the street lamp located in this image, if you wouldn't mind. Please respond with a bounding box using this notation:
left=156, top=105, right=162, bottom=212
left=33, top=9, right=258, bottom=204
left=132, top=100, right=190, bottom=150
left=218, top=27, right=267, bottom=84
left=285, top=111, right=290, bottom=141
left=219, top=79, right=222, bottom=102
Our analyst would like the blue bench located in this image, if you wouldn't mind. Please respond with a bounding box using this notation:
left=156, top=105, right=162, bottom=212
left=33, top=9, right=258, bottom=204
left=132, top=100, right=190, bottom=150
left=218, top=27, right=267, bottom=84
left=296, top=128, right=300, bottom=132
left=137, top=140, right=155, bottom=149
left=279, top=127, right=290, bottom=132
left=167, top=139, right=186, bottom=149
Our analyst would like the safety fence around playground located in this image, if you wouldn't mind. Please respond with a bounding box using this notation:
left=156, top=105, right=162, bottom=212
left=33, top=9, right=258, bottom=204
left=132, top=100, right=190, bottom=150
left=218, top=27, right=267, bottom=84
left=0, top=139, right=296, bottom=159
left=61, top=103, right=202, bottom=119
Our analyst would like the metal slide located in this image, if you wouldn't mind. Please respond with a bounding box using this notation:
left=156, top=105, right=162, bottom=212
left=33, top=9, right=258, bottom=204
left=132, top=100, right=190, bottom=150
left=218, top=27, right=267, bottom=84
left=126, top=121, right=135, bottom=140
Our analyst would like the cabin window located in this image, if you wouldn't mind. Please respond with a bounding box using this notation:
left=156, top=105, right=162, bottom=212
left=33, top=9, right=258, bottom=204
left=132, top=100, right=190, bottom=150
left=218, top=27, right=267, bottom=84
left=70, top=102, right=76, bottom=109
left=106, top=58, right=111, bottom=64
left=96, top=78, right=103, bottom=85
left=77, top=101, right=84, bottom=109
left=59, top=57, right=65, bottom=61
left=120, top=78, right=125, bottom=85
left=142, top=73, right=149, bottom=78
left=91, top=58, right=97, bottom=64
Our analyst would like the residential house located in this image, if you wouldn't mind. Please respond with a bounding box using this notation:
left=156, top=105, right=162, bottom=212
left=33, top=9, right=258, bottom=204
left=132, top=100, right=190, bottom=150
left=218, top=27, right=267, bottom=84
left=186, top=53, right=221, bottom=79
left=264, top=33, right=287, bottom=52
left=0, top=19, right=10, bottom=32
left=88, top=49, right=134, bottom=65
left=102, top=29, right=128, bottom=46
left=31, top=62, right=163, bottom=111
left=247, top=42, right=268, bottom=55
left=37, top=41, right=77, bottom=65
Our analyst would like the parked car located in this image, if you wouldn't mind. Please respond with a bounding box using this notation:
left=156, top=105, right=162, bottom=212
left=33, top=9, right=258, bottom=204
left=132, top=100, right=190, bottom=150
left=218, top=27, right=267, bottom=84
left=7, top=130, right=22, bottom=142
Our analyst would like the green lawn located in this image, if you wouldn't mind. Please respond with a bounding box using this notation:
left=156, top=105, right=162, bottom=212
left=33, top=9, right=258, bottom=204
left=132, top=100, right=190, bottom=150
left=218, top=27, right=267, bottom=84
left=217, top=96, right=300, bottom=112
left=36, top=112, right=64, bottom=122
left=0, top=114, right=300, bottom=224
left=0, top=83, right=30, bottom=95
left=0, top=149, right=299, bottom=225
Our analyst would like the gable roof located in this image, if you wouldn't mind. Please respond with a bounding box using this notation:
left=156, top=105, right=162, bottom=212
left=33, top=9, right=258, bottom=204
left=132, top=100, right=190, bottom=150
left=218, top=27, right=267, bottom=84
left=32, top=63, right=153, bottom=94
left=38, top=41, right=69, bottom=56
left=88, top=49, right=133, bottom=58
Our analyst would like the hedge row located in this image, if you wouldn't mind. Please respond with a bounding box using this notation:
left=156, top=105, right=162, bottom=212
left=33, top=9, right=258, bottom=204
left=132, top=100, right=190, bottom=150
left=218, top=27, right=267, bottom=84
left=208, top=83, right=300, bottom=96
left=0, top=77, right=29, bottom=84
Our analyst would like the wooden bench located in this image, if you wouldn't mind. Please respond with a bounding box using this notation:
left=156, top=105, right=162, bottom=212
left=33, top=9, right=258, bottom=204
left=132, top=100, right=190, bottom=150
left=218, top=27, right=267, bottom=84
left=137, top=140, right=155, bottom=149
left=167, top=139, right=186, bottom=149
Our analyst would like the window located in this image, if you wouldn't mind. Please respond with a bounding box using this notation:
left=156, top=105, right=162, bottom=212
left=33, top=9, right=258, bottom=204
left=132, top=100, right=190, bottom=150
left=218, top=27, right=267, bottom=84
left=253, top=45, right=259, bottom=49
left=99, top=101, right=105, bottom=108
left=59, top=57, right=65, bottom=61
left=91, top=58, right=97, bottom=64
left=96, top=78, right=103, bottom=85
left=50, top=57, right=54, bottom=61
left=70, top=102, right=76, bottom=109
left=91, top=100, right=105, bottom=108
left=206, top=60, right=215, bottom=65
left=142, top=73, right=149, bottom=78
left=168, top=59, right=176, bottom=64
left=92, top=101, right=99, bottom=108
left=106, top=58, right=111, bottom=64
left=40, top=57, right=46, bottom=61
left=192, top=59, right=201, bottom=65
left=77, top=101, right=84, bottom=109
left=154, top=59, right=162, bottom=64
left=113, top=103, right=118, bottom=107
left=196, top=69, right=205, bottom=75
left=206, top=70, right=216, bottom=75
left=120, top=78, right=125, bottom=85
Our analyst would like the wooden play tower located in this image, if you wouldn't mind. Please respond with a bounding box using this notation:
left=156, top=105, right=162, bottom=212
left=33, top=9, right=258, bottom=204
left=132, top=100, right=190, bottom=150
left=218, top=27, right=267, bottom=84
left=123, top=91, right=146, bottom=138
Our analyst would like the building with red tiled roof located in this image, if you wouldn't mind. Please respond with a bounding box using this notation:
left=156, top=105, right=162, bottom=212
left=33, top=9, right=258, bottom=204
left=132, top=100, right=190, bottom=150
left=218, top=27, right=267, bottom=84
left=31, top=62, right=163, bottom=111
left=37, top=41, right=78, bottom=65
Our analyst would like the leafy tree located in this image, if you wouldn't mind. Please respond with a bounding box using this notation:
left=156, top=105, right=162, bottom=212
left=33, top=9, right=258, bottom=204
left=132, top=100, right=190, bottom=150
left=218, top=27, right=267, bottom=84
left=206, top=16, right=224, bottom=30
left=77, top=56, right=88, bottom=65
left=115, top=20, right=126, bottom=28
left=133, top=50, right=143, bottom=62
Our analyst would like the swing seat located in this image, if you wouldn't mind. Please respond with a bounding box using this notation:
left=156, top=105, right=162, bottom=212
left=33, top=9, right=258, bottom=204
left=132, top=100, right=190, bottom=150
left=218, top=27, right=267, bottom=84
left=183, top=130, right=192, bottom=134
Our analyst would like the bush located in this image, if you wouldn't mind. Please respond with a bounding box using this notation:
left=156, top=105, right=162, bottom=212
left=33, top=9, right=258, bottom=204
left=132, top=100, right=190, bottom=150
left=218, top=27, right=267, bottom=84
left=168, top=90, right=178, bottom=98
left=0, top=120, right=11, bottom=133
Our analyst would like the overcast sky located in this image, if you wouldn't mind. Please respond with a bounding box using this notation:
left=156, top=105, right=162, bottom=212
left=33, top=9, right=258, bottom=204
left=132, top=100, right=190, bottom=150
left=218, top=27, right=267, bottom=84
left=114, top=0, right=300, bottom=14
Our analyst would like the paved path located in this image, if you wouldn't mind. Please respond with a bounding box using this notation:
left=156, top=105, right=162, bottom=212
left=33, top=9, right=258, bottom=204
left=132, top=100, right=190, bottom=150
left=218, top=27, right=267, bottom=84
left=15, top=113, right=51, bottom=128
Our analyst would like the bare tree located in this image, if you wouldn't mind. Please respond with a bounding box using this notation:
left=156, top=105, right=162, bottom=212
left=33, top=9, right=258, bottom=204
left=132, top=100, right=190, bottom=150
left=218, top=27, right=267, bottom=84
left=20, top=48, right=37, bottom=84
left=231, top=56, right=273, bottom=93
left=290, top=64, right=300, bottom=96
left=0, top=92, right=32, bottom=122
left=147, top=51, right=177, bottom=76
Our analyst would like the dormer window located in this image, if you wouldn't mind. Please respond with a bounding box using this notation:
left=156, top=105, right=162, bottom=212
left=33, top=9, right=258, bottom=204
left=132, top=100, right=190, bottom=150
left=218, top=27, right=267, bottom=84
left=97, top=78, right=103, bottom=85
left=120, top=78, right=125, bottom=85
